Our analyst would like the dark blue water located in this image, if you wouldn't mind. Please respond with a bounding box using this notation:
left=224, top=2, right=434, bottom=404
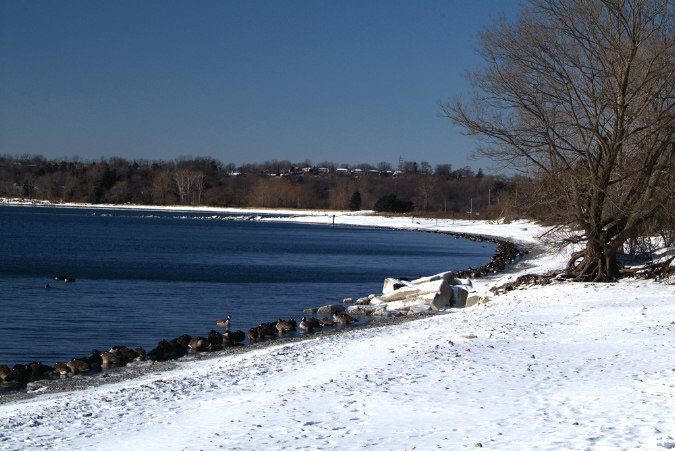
left=0, top=206, right=496, bottom=367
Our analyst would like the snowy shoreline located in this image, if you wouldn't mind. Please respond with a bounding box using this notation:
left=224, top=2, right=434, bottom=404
left=0, top=200, right=529, bottom=400
left=1, top=201, right=674, bottom=449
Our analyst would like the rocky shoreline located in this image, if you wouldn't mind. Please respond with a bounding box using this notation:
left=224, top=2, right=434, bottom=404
left=0, top=311, right=443, bottom=405
left=0, top=220, right=532, bottom=406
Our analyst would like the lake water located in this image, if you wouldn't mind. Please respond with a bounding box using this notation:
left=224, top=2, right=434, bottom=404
left=0, top=206, right=497, bottom=367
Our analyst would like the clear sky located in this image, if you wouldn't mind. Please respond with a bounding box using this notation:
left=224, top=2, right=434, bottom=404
left=0, top=1, right=519, bottom=171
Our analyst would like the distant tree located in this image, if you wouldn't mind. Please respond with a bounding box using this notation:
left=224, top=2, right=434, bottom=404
left=449, top=166, right=474, bottom=181
left=417, top=174, right=437, bottom=211
left=152, top=169, right=173, bottom=205
left=349, top=191, right=362, bottom=211
left=435, top=164, right=452, bottom=177
left=373, top=194, right=414, bottom=213
left=419, top=161, right=433, bottom=174
left=403, top=161, right=418, bottom=173
left=224, top=163, right=237, bottom=174
left=376, top=161, right=392, bottom=173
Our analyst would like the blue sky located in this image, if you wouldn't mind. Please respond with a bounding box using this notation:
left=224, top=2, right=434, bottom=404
left=0, top=1, right=519, bottom=171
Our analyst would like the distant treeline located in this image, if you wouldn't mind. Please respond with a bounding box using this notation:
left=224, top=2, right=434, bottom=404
left=0, top=154, right=532, bottom=216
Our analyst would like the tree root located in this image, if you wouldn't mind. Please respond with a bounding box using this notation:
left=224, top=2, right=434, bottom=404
left=491, top=256, right=675, bottom=294
left=490, top=272, right=560, bottom=294
left=619, top=256, right=675, bottom=279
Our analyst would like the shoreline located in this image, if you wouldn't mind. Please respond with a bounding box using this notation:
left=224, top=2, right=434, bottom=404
left=2, top=205, right=673, bottom=449
left=0, top=201, right=537, bottom=405
left=0, top=310, right=443, bottom=406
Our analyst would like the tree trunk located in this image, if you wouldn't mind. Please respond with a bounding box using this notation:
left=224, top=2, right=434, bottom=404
left=566, top=235, right=620, bottom=282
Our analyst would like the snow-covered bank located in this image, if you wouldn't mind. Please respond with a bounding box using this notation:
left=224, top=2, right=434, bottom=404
left=1, top=208, right=674, bottom=450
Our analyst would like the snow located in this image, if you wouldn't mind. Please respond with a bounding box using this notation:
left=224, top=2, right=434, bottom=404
left=1, top=207, right=674, bottom=450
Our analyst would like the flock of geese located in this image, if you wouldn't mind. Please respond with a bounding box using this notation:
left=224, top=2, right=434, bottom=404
left=0, top=310, right=359, bottom=388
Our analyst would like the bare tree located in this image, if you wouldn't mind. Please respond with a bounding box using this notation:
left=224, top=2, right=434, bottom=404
left=192, top=171, right=205, bottom=205
left=377, top=161, right=393, bottom=173
left=417, top=173, right=437, bottom=211
left=441, top=0, right=675, bottom=281
left=152, top=169, right=173, bottom=205
left=173, top=169, right=191, bottom=204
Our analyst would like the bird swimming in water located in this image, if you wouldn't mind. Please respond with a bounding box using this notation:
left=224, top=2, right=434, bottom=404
left=216, top=315, right=231, bottom=331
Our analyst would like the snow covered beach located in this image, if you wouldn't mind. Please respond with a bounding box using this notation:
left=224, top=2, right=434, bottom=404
left=1, top=207, right=674, bottom=449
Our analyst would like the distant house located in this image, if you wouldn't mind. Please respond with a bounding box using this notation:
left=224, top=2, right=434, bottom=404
left=368, top=169, right=380, bottom=176
left=352, top=168, right=364, bottom=176
left=336, top=168, right=350, bottom=175
left=318, top=167, right=330, bottom=173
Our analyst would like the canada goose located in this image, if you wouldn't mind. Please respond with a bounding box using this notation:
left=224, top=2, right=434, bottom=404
left=320, top=317, right=336, bottom=327
left=276, top=318, right=295, bottom=333
left=88, top=349, right=103, bottom=368
left=52, top=362, right=71, bottom=375
left=299, top=317, right=320, bottom=332
left=0, top=364, right=11, bottom=381
left=188, top=337, right=209, bottom=351
left=54, top=274, right=66, bottom=281
left=111, top=346, right=140, bottom=360
left=230, top=330, right=246, bottom=343
left=334, top=311, right=358, bottom=326
left=101, top=351, right=126, bottom=365
left=170, top=335, right=192, bottom=357
left=64, top=276, right=76, bottom=283
left=257, top=322, right=277, bottom=338
left=207, top=330, right=223, bottom=348
left=248, top=327, right=260, bottom=342
left=28, top=362, right=54, bottom=381
left=5, top=364, right=31, bottom=384
left=216, top=315, right=231, bottom=330
left=67, top=358, right=90, bottom=374
left=221, top=331, right=234, bottom=345
left=44, top=283, right=51, bottom=289
left=147, top=339, right=172, bottom=361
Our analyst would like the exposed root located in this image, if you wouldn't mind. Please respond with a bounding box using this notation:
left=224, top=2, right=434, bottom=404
left=490, top=272, right=559, bottom=294
left=619, top=256, right=675, bottom=279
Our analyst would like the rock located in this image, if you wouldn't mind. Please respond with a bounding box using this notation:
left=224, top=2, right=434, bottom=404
left=373, top=308, right=394, bottom=317
left=317, top=304, right=346, bottom=315
left=347, top=305, right=386, bottom=316
left=452, top=286, right=469, bottom=308
left=368, top=296, right=384, bottom=305
left=343, top=297, right=353, bottom=304
left=382, top=278, right=413, bottom=293
left=380, top=279, right=451, bottom=303
left=454, top=278, right=473, bottom=288
left=303, top=308, right=318, bottom=314
left=428, top=292, right=451, bottom=311
left=466, top=295, right=492, bottom=308
left=411, top=271, right=454, bottom=285
left=355, top=297, right=371, bottom=305
left=409, top=304, right=431, bottom=313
